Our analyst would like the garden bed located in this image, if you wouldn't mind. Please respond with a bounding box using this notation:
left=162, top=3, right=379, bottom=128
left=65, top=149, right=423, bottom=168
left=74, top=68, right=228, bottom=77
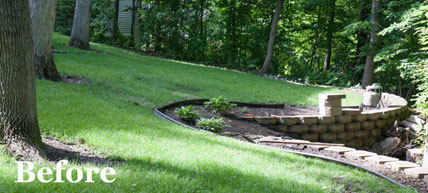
left=155, top=96, right=427, bottom=192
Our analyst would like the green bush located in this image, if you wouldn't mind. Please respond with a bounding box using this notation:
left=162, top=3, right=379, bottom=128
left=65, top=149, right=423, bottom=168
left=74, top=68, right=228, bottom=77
left=196, top=118, right=223, bottom=133
left=204, top=96, right=236, bottom=115
left=174, top=106, right=200, bottom=125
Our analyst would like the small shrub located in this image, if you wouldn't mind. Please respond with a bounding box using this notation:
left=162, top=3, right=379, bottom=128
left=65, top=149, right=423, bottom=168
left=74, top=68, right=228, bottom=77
left=174, top=106, right=200, bottom=125
left=204, top=96, right=236, bottom=115
left=196, top=118, right=223, bottom=133
left=239, top=106, right=249, bottom=113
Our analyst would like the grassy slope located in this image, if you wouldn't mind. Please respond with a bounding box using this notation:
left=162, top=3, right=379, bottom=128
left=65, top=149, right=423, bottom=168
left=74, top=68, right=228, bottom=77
left=0, top=34, right=410, bottom=193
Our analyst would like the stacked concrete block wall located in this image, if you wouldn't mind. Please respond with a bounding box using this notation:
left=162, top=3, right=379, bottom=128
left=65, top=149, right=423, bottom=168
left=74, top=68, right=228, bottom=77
left=250, top=92, right=409, bottom=149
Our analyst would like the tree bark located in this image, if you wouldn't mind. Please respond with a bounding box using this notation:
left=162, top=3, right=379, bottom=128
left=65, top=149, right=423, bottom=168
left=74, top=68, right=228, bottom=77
left=68, top=0, right=92, bottom=50
left=323, top=0, right=336, bottom=72
left=259, top=0, right=283, bottom=74
left=309, top=6, right=321, bottom=70
left=29, top=0, right=62, bottom=82
left=362, top=0, right=381, bottom=88
left=112, top=0, right=120, bottom=42
left=0, top=0, right=46, bottom=161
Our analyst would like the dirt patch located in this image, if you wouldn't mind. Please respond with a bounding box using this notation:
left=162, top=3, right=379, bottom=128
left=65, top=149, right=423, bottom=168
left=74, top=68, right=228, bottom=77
left=165, top=106, right=286, bottom=136
left=43, top=137, right=118, bottom=166
left=63, top=75, right=90, bottom=85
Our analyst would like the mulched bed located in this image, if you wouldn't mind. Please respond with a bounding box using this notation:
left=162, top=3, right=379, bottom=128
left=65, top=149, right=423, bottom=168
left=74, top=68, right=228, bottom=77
left=164, top=104, right=428, bottom=192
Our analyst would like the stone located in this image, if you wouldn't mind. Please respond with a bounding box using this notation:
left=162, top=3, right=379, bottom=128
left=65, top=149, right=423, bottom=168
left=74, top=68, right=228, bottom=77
left=361, top=121, right=375, bottom=130
left=317, top=116, right=335, bottom=124
left=345, top=123, right=361, bottom=132
left=366, top=113, right=380, bottom=121
left=255, top=117, right=277, bottom=126
left=352, top=114, right=367, bottom=122
left=309, top=125, right=328, bottom=133
left=270, top=125, right=288, bottom=133
left=337, top=131, right=353, bottom=141
left=319, top=98, right=342, bottom=107
left=299, top=133, right=319, bottom=141
left=320, top=107, right=342, bottom=116
left=319, top=133, right=337, bottom=142
left=344, top=150, right=377, bottom=159
left=379, top=111, right=390, bottom=119
left=307, top=145, right=329, bottom=151
left=345, top=139, right=363, bottom=148
left=406, top=148, right=423, bottom=163
left=370, top=129, right=382, bottom=137
left=365, top=155, right=399, bottom=164
left=404, top=167, right=428, bottom=179
left=386, top=161, right=419, bottom=171
left=297, top=116, right=318, bottom=125
left=280, top=117, right=299, bottom=126
left=328, top=124, right=345, bottom=132
left=375, top=120, right=387, bottom=129
left=319, top=94, right=346, bottom=100
left=354, top=130, right=369, bottom=139
left=324, top=146, right=355, bottom=154
left=288, top=125, right=309, bottom=134
left=372, top=137, right=401, bottom=154
left=342, top=108, right=362, bottom=115
left=335, top=115, right=352, bottom=124
left=285, top=133, right=300, bottom=139
left=363, top=137, right=377, bottom=148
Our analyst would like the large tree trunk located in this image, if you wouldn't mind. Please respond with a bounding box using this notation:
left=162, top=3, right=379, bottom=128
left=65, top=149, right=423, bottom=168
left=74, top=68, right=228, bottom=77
left=29, top=0, right=62, bottom=82
left=68, top=0, right=92, bottom=50
left=362, top=0, right=381, bottom=88
left=0, top=0, right=46, bottom=161
left=323, top=0, right=336, bottom=72
left=259, top=0, right=283, bottom=74
left=112, top=0, right=120, bottom=42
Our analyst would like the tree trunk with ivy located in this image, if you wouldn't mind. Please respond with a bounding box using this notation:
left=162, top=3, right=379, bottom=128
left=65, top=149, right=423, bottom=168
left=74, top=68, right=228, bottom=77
left=29, top=0, right=62, bottom=82
left=0, top=0, right=46, bottom=161
left=68, top=0, right=92, bottom=50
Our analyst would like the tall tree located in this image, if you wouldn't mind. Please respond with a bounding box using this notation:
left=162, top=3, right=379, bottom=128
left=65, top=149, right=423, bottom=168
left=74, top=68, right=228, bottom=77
left=68, top=0, right=92, bottom=50
left=259, top=0, right=283, bottom=74
left=323, top=0, right=336, bottom=72
left=362, top=0, right=381, bottom=88
left=0, top=0, right=46, bottom=161
left=29, top=0, right=62, bottom=82
left=112, top=0, right=120, bottom=42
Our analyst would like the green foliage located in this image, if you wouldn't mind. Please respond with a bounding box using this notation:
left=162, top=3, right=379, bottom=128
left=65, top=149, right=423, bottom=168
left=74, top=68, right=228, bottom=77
left=414, top=126, right=426, bottom=147
left=204, top=96, right=236, bottom=115
left=55, top=0, right=75, bottom=35
left=174, top=105, right=200, bottom=125
left=196, top=117, right=223, bottom=133
left=90, top=0, right=114, bottom=44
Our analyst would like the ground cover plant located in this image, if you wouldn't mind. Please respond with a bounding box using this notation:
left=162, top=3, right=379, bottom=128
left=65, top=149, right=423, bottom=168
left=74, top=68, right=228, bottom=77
left=0, top=34, right=413, bottom=193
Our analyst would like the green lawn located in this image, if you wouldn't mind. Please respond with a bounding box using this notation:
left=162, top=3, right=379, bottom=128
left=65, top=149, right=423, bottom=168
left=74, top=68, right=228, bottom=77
left=0, top=34, right=411, bottom=193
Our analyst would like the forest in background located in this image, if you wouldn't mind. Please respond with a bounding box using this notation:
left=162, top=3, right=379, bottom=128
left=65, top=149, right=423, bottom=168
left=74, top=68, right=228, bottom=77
left=55, top=0, right=428, bottom=115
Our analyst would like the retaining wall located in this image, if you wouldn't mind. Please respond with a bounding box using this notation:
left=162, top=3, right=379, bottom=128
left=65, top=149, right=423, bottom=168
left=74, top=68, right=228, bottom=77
left=241, top=93, right=410, bottom=149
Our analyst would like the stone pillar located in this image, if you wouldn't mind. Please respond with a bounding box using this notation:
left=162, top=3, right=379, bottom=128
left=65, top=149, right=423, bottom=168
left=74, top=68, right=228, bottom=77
left=319, top=94, right=346, bottom=116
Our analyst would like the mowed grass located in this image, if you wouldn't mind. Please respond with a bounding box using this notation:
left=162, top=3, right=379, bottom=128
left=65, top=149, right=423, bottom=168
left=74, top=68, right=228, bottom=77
left=0, top=34, right=411, bottom=193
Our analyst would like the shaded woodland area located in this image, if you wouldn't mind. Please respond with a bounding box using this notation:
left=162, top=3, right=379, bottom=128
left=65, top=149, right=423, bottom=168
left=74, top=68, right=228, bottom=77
left=55, top=1, right=427, bottom=111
